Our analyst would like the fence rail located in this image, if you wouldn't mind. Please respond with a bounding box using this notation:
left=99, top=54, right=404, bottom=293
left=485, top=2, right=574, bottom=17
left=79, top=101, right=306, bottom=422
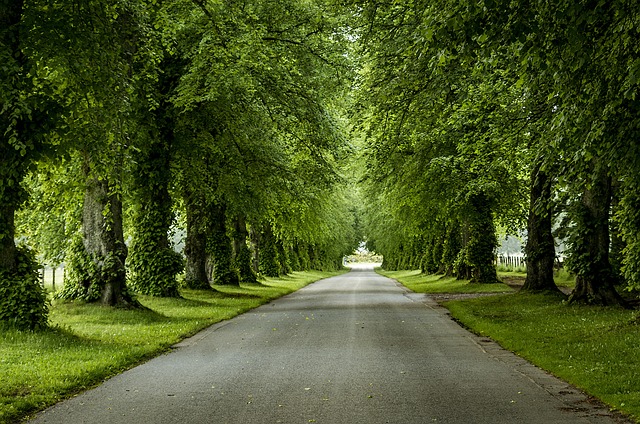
left=496, top=254, right=525, bottom=269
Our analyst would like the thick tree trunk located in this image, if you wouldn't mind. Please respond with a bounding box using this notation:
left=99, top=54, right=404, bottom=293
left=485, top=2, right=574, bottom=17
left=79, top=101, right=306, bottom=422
left=82, top=175, right=135, bottom=307
left=295, top=242, right=310, bottom=271
left=128, top=138, right=182, bottom=297
left=441, top=223, right=460, bottom=276
left=466, top=192, right=500, bottom=284
left=232, top=216, right=258, bottom=283
left=259, top=225, right=280, bottom=277
left=0, top=1, right=23, bottom=274
left=522, top=161, right=562, bottom=293
left=249, top=225, right=261, bottom=274
left=208, top=203, right=239, bottom=285
left=568, top=168, right=626, bottom=306
left=454, top=220, right=472, bottom=280
left=183, top=191, right=210, bottom=289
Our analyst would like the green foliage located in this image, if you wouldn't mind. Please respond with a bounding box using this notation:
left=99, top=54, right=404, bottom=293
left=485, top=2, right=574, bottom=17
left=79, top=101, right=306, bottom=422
left=234, top=242, right=258, bottom=284
left=206, top=204, right=239, bottom=286
left=465, top=192, right=500, bottom=284
left=259, top=227, right=281, bottom=278
left=55, top=236, right=101, bottom=302
left=128, top=242, right=183, bottom=297
left=128, top=167, right=183, bottom=297
left=617, top=180, right=640, bottom=291
left=16, top=159, right=83, bottom=267
left=0, top=247, right=49, bottom=330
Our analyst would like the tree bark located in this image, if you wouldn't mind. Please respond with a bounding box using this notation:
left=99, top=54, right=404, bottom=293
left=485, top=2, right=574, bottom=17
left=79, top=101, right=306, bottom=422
left=232, top=215, right=258, bottom=283
left=522, top=160, right=562, bottom=293
left=568, top=167, right=626, bottom=306
left=183, top=190, right=210, bottom=289
left=82, top=174, right=135, bottom=307
left=249, top=225, right=261, bottom=274
left=259, top=224, right=280, bottom=277
left=207, top=202, right=239, bottom=285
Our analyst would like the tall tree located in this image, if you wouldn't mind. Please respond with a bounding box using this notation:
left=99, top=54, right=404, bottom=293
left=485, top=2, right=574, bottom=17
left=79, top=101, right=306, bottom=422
left=0, top=0, right=58, bottom=328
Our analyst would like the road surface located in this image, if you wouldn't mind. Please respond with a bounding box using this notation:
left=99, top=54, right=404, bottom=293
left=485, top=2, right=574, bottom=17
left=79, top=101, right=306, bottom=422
left=32, top=265, right=627, bottom=423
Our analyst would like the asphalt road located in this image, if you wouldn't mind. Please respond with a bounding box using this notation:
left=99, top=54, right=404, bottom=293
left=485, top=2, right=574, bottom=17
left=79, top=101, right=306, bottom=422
left=32, top=265, right=628, bottom=424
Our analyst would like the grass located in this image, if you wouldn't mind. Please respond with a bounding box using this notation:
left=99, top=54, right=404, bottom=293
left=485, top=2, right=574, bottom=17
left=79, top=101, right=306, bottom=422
left=376, top=267, right=575, bottom=293
left=444, top=293, right=640, bottom=422
left=376, top=269, right=514, bottom=294
left=379, top=267, right=639, bottom=421
left=0, top=270, right=345, bottom=424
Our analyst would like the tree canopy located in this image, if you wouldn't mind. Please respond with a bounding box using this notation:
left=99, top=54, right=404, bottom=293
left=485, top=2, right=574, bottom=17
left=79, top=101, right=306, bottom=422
left=2, top=0, right=640, bottom=329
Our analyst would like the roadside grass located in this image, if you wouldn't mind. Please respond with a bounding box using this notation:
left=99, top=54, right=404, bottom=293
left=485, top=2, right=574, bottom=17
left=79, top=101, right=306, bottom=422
left=376, top=269, right=513, bottom=294
left=378, top=268, right=576, bottom=293
left=444, top=293, right=640, bottom=422
left=0, top=270, right=345, bottom=424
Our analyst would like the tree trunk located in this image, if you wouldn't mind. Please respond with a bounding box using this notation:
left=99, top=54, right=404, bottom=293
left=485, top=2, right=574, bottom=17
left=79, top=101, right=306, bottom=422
left=466, top=192, right=499, bottom=284
left=441, top=222, right=460, bottom=276
left=454, top=220, right=472, bottom=280
left=82, top=174, right=135, bottom=307
left=183, top=190, right=210, bottom=289
left=522, top=160, right=562, bottom=293
left=259, top=225, right=280, bottom=277
left=232, top=215, right=258, bottom=283
left=249, top=225, right=261, bottom=274
left=295, top=242, right=310, bottom=271
left=568, top=167, right=626, bottom=306
left=207, top=203, right=239, bottom=285
left=128, top=137, right=182, bottom=297
left=0, top=0, right=24, bottom=274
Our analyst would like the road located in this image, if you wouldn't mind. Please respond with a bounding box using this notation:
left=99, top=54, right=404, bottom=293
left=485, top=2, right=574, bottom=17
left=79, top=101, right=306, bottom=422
left=32, top=265, right=627, bottom=423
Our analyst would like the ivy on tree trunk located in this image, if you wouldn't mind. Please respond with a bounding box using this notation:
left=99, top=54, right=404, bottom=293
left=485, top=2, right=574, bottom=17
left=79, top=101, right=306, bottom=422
left=128, top=138, right=182, bottom=297
left=207, top=202, right=239, bottom=286
left=259, top=225, right=281, bottom=277
left=522, top=159, right=562, bottom=293
left=232, top=215, right=257, bottom=283
left=61, top=168, right=137, bottom=307
left=466, top=192, right=500, bottom=284
left=0, top=0, right=48, bottom=329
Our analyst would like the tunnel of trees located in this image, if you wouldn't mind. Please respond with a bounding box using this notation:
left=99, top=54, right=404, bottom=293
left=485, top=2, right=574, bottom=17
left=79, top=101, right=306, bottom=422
left=1, top=0, right=639, bottom=330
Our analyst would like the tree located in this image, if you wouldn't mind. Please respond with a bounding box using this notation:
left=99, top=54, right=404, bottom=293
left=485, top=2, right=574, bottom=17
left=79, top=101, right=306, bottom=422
left=355, top=2, right=527, bottom=283
left=0, top=0, right=60, bottom=329
left=51, top=0, right=152, bottom=306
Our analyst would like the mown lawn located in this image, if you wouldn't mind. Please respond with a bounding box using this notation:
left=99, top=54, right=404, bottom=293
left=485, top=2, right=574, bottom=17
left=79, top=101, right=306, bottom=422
left=0, top=270, right=345, bottom=424
left=376, top=268, right=514, bottom=294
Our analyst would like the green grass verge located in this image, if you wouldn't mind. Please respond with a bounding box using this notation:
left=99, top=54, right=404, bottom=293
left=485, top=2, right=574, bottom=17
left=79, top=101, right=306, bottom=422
left=376, top=269, right=514, bottom=294
left=443, top=293, right=640, bottom=422
left=378, top=268, right=576, bottom=292
left=0, top=270, right=345, bottom=424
